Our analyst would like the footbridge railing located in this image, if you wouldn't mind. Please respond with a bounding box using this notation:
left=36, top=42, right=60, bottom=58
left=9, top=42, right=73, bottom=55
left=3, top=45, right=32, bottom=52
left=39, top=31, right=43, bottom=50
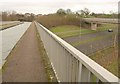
left=35, top=21, right=119, bottom=83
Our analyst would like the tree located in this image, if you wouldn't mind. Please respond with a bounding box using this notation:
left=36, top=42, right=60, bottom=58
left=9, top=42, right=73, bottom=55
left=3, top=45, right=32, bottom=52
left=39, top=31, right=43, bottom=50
left=30, top=13, right=35, bottom=21
left=10, top=11, right=17, bottom=20
left=66, top=9, right=72, bottom=14
left=76, top=8, right=90, bottom=17
left=83, top=8, right=90, bottom=16
left=109, top=11, right=116, bottom=18
left=2, top=12, right=8, bottom=21
left=91, top=12, right=96, bottom=16
left=56, top=8, right=66, bottom=15
left=80, top=9, right=85, bottom=16
left=76, top=11, right=80, bottom=16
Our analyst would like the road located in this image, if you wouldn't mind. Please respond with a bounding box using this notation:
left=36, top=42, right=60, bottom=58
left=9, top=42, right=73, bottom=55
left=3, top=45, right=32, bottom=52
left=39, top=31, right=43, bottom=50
left=64, top=29, right=118, bottom=55
left=2, top=22, right=48, bottom=82
left=2, top=22, right=31, bottom=67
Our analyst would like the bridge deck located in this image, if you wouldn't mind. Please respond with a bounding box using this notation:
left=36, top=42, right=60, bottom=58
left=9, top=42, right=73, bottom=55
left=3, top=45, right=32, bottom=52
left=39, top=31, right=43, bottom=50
left=83, top=18, right=119, bottom=24
left=2, top=22, right=48, bottom=82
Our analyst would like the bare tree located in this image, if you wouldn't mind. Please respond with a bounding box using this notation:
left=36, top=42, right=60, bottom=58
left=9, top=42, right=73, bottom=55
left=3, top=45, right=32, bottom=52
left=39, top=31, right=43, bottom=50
left=83, top=8, right=90, bottom=16
left=56, top=8, right=66, bottom=15
left=66, top=9, right=72, bottom=14
left=2, top=11, right=8, bottom=21
left=76, top=8, right=90, bottom=17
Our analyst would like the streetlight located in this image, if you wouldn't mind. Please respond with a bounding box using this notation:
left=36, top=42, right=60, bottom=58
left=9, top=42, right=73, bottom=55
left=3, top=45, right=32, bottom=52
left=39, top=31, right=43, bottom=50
left=79, top=19, right=82, bottom=39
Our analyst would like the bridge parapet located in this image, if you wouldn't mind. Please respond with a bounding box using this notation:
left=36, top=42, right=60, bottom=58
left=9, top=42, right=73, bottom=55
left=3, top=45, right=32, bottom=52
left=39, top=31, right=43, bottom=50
left=83, top=18, right=119, bottom=30
left=83, top=18, right=119, bottom=24
left=35, top=21, right=119, bottom=83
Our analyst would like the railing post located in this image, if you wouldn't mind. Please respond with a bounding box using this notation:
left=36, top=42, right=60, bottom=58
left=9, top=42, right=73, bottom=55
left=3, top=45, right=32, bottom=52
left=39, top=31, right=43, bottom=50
left=88, top=71, right=91, bottom=82
left=78, top=62, right=82, bottom=82
left=78, top=62, right=91, bottom=82
left=81, top=66, right=91, bottom=82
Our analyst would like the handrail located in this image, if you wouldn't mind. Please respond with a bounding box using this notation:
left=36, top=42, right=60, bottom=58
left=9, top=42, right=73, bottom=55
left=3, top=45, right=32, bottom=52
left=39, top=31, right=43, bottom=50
left=35, top=21, right=119, bottom=83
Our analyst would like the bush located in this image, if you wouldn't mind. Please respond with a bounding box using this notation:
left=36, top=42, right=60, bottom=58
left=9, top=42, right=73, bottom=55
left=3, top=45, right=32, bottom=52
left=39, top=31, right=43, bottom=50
left=36, top=14, right=81, bottom=29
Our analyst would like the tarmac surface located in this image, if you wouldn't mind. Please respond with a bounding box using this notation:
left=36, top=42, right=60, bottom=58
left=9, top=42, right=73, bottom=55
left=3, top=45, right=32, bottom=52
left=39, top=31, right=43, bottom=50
left=2, top=22, right=48, bottom=82
left=64, top=29, right=118, bottom=55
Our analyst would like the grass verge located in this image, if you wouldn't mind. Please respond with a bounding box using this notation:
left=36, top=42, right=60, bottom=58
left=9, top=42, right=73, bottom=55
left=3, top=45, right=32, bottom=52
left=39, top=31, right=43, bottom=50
left=89, top=46, right=118, bottom=77
left=50, top=25, right=95, bottom=38
left=71, top=34, right=113, bottom=47
left=97, top=24, right=117, bottom=31
left=50, top=24, right=117, bottom=39
left=0, top=22, right=23, bottom=31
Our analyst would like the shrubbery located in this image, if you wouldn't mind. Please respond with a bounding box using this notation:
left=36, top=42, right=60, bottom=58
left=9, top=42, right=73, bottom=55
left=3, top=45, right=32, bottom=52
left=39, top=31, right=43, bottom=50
left=36, top=14, right=81, bottom=29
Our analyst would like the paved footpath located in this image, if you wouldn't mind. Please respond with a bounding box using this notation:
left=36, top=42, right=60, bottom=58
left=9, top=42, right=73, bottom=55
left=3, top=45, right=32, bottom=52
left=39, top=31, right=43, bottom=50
left=2, top=22, right=48, bottom=82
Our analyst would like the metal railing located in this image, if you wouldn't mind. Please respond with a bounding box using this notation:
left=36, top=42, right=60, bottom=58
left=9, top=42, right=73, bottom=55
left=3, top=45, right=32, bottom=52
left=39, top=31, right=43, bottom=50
left=35, top=22, right=119, bottom=83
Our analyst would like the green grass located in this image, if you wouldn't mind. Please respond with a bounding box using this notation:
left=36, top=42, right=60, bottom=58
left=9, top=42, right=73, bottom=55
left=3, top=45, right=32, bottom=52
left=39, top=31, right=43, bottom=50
left=50, top=24, right=117, bottom=38
left=50, top=25, right=95, bottom=38
left=0, top=22, right=22, bottom=30
left=71, top=34, right=113, bottom=47
left=107, top=60, right=118, bottom=77
left=50, top=25, right=80, bottom=33
left=97, top=24, right=117, bottom=31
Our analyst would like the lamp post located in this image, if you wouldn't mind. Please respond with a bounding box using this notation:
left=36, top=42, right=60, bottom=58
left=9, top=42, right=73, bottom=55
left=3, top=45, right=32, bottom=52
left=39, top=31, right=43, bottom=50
left=80, top=19, right=82, bottom=39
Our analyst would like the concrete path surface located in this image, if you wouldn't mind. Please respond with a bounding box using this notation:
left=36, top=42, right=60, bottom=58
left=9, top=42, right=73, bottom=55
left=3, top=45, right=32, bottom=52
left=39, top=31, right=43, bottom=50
left=2, top=22, right=48, bottom=82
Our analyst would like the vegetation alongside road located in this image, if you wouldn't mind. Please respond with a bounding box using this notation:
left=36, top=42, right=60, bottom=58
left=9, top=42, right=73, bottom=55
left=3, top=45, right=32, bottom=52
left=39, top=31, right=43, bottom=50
left=97, top=24, right=117, bottom=31
left=50, top=23, right=117, bottom=39
left=71, top=34, right=113, bottom=47
left=0, top=22, right=23, bottom=30
left=89, top=46, right=118, bottom=77
left=50, top=25, right=95, bottom=38
left=36, top=14, right=80, bottom=29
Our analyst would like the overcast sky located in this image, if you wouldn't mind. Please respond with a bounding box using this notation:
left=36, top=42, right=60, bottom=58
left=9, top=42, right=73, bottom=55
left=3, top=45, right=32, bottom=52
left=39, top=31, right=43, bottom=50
left=0, top=0, right=119, bottom=14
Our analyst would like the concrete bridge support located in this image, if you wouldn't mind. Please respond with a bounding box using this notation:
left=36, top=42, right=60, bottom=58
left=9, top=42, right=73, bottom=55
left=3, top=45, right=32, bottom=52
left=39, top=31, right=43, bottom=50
left=91, top=23, right=97, bottom=30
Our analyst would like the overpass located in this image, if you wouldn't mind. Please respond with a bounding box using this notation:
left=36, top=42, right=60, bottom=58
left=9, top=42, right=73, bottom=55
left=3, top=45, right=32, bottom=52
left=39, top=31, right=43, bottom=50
left=1, top=21, right=120, bottom=83
left=83, top=18, right=119, bottom=30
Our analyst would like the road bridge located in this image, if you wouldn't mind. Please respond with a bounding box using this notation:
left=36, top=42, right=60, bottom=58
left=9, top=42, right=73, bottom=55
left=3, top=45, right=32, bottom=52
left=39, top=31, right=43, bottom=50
left=83, top=18, right=119, bottom=30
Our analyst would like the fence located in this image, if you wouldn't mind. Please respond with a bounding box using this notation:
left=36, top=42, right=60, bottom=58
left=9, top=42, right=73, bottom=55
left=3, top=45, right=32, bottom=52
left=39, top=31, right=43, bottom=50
left=35, top=21, right=119, bottom=83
